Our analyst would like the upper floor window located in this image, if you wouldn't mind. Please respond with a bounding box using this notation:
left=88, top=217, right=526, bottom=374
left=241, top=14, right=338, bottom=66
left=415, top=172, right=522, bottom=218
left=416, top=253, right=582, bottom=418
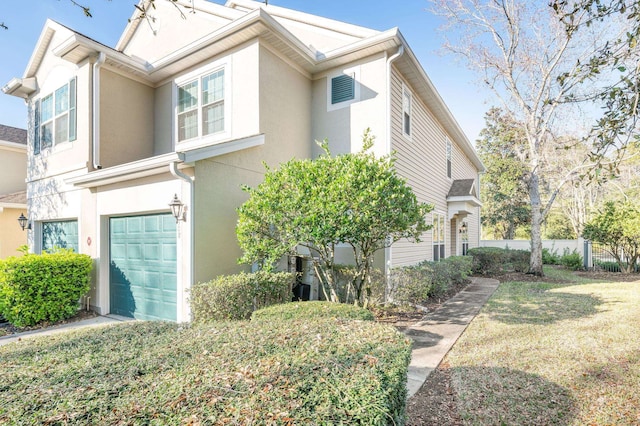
left=177, top=68, right=225, bottom=142
left=34, top=78, right=77, bottom=154
left=402, top=86, right=412, bottom=137
left=446, top=139, right=452, bottom=178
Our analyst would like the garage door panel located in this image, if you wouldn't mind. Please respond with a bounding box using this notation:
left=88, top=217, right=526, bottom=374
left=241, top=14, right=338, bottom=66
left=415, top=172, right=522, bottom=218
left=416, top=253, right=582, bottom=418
left=110, top=214, right=177, bottom=321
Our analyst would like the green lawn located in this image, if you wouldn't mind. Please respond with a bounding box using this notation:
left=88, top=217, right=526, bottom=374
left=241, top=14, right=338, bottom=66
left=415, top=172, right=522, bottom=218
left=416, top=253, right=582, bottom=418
left=445, top=267, right=640, bottom=425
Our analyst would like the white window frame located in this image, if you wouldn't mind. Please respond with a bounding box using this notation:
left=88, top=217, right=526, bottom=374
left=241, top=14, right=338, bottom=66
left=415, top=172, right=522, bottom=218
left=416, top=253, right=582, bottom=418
left=174, top=59, right=230, bottom=148
left=433, top=212, right=446, bottom=261
left=402, top=84, right=412, bottom=139
left=34, top=78, right=76, bottom=155
left=326, top=66, right=361, bottom=112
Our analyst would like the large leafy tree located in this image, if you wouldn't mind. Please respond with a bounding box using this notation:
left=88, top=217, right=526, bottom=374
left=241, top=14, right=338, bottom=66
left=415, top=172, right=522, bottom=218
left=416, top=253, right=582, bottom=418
left=236, top=130, right=432, bottom=306
left=430, top=0, right=635, bottom=275
left=583, top=201, right=640, bottom=273
left=476, top=108, right=530, bottom=239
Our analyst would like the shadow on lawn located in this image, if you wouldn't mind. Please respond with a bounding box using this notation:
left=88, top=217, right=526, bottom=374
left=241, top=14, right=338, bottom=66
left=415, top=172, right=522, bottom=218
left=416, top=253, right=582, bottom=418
left=452, top=366, right=577, bottom=425
left=487, top=288, right=605, bottom=325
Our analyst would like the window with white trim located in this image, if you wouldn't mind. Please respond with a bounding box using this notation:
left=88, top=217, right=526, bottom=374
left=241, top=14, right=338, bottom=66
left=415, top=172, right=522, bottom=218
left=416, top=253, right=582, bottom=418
left=433, top=212, right=445, bottom=261
left=177, top=68, right=225, bottom=142
left=34, top=78, right=77, bottom=154
left=402, top=86, right=412, bottom=137
left=446, top=139, right=452, bottom=178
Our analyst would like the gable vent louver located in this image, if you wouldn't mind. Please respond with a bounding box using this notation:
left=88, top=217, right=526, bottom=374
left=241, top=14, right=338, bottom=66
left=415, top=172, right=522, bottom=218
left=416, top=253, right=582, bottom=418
left=331, top=74, right=355, bottom=104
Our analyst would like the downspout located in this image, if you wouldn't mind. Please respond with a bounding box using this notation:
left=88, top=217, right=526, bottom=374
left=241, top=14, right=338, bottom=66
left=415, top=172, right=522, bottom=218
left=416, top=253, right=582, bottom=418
left=170, top=158, right=195, bottom=321
left=92, top=52, right=106, bottom=170
left=384, top=45, right=404, bottom=302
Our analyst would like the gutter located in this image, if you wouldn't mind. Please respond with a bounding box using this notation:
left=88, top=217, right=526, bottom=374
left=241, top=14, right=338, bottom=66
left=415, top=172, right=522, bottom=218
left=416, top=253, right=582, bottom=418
left=92, top=52, right=106, bottom=170
left=384, top=45, right=404, bottom=300
left=170, top=158, right=195, bottom=321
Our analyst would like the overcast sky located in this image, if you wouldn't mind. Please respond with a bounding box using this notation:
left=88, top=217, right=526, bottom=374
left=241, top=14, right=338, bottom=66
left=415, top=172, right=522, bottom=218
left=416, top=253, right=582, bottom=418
left=0, top=0, right=493, bottom=143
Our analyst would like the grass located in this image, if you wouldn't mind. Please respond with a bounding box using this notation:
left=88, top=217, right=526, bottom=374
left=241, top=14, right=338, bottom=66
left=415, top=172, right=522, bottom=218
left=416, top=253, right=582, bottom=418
left=445, top=266, right=640, bottom=425
left=0, top=318, right=410, bottom=425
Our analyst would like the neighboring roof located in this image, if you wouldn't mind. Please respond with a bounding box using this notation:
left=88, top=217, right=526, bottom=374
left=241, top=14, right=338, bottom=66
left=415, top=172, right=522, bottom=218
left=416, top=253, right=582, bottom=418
left=0, top=124, right=27, bottom=145
left=0, top=190, right=27, bottom=207
left=447, top=179, right=477, bottom=198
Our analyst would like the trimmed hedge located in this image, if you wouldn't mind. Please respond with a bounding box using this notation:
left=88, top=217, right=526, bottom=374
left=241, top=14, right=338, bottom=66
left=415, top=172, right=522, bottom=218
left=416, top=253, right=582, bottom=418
left=332, top=264, right=386, bottom=305
left=0, top=320, right=411, bottom=425
left=390, top=256, right=473, bottom=305
left=467, top=247, right=509, bottom=275
left=189, top=271, right=294, bottom=321
left=559, top=249, right=583, bottom=270
left=0, top=250, right=92, bottom=327
left=252, top=300, right=375, bottom=322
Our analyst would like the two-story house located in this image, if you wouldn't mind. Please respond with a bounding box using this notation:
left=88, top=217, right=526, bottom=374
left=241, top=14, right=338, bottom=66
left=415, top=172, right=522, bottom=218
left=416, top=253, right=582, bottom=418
left=3, top=0, right=483, bottom=322
left=0, top=124, right=27, bottom=258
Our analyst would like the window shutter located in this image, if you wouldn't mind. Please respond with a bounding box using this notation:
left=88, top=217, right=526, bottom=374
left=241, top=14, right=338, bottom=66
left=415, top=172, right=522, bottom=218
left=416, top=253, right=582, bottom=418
left=68, top=77, right=77, bottom=141
left=34, top=99, right=41, bottom=155
left=331, top=74, right=355, bottom=104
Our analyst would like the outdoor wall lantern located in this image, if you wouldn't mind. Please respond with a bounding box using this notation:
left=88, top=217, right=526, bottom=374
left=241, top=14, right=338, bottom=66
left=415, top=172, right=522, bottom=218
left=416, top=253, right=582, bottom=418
left=459, top=223, right=468, bottom=234
left=169, top=194, right=187, bottom=223
left=17, top=213, right=31, bottom=231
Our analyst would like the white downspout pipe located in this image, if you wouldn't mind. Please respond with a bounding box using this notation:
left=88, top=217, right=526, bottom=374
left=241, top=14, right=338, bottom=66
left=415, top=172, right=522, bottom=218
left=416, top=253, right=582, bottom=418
left=170, top=159, right=195, bottom=322
left=92, top=52, right=106, bottom=170
left=384, top=45, right=404, bottom=302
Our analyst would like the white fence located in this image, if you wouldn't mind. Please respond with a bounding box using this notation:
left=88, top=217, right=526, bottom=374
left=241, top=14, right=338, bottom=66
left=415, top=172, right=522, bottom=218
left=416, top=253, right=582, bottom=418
left=480, top=239, right=583, bottom=255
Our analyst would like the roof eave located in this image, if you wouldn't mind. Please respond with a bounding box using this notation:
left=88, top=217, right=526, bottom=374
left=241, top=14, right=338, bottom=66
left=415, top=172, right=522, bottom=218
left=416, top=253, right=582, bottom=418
left=2, top=77, right=37, bottom=99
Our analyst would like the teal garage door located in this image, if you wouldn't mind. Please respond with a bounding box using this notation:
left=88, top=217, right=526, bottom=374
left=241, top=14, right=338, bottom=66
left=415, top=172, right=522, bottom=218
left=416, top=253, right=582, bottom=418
left=43, top=220, right=79, bottom=253
left=109, top=214, right=177, bottom=321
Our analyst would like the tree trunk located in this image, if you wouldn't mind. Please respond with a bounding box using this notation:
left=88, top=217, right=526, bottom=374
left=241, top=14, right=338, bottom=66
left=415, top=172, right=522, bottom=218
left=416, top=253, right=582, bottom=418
left=529, top=169, right=545, bottom=276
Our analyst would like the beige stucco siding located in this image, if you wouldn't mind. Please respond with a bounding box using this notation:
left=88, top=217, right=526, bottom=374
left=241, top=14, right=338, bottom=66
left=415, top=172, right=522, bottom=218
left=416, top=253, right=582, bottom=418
left=0, top=208, right=27, bottom=259
left=99, top=69, right=155, bottom=168
left=121, top=1, right=234, bottom=64
left=0, top=149, right=27, bottom=195
left=311, top=54, right=387, bottom=157
left=193, top=42, right=311, bottom=284
left=154, top=82, right=174, bottom=156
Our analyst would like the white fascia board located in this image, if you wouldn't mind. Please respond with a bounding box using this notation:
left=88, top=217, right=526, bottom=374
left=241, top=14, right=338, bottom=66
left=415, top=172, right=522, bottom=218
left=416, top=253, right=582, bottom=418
left=66, top=153, right=180, bottom=188
left=1, top=77, right=37, bottom=98
left=0, top=140, right=28, bottom=152
left=0, top=202, right=27, bottom=209
left=53, top=33, right=150, bottom=73
left=446, top=195, right=483, bottom=207
left=318, top=28, right=400, bottom=61
left=179, top=134, right=265, bottom=164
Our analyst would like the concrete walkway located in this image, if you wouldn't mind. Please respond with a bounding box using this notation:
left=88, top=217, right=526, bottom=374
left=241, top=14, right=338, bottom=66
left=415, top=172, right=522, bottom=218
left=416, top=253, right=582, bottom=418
left=0, top=315, right=129, bottom=347
left=405, top=277, right=500, bottom=398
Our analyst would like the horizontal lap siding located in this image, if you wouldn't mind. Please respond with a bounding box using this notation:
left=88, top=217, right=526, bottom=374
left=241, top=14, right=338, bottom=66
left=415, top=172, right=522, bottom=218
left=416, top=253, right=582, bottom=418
left=390, top=69, right=448, bottom=266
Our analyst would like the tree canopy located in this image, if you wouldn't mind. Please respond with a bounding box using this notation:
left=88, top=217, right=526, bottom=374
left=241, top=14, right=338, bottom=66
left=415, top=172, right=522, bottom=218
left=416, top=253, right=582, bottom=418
left=236, top=130, right=432, bottom=305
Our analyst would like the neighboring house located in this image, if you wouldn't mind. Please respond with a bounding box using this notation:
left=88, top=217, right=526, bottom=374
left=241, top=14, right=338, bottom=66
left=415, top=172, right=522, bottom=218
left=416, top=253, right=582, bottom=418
left=0, top=124, right=27, bottom=258
left=2, top=0, right=483, bottom=322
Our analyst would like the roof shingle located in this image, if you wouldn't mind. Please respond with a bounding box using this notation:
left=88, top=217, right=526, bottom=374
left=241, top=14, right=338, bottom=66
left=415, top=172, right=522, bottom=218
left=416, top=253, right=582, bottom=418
left=0, top=124, right=27, bottom=145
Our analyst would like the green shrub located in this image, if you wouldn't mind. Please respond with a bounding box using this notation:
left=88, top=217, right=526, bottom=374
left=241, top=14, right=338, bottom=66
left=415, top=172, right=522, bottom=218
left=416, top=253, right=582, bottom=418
left=189, top=271, right=294, bottom=322
left=251, top=300, right=375, bottom=322
left=508, top=249, right=531, bottom=273
left=391, top=256, right=472, bottom=305
left=468, top=247, right=509, bottom=275
left=332, top=264, right=386, bottom=305
left=542, top=248, right=560, bottom=265
left=0, top=250, right=92, bottom=327
left=560, top=249, right=583, bottom=271
left=0, top=319, right=411, bottom=425
left=444, top=255, right=474, bottom=285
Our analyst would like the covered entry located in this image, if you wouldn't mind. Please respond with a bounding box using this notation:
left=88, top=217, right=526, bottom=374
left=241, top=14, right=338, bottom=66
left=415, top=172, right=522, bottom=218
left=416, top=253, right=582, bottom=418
left=109, top=213, right=177, bottom=321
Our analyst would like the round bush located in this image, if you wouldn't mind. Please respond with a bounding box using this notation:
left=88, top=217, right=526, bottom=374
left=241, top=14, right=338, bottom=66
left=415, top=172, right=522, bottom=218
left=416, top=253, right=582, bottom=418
left=251, top=301, right=375, bottom=322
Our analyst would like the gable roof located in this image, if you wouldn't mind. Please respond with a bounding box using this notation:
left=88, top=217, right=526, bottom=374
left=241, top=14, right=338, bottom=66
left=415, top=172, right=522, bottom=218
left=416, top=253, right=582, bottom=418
left=4, top=0, right=483, bottom=172
left=0, top=125, right=27, bottom=145
left=447, top=179, right=477, bottom=198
